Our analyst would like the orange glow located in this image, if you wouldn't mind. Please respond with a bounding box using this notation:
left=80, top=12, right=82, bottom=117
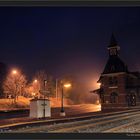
left=96, top=100, right=100, bottom=105
left=34, top=79, right=38, bottom=83
left=32, top=92, right=36, bottom=96
left=12, top=70, right=17, bottom=75
left=89, top=78, right=100, bottom=90
left=64, top=83, right=71, bottom=88
left=97, top=82, right=101, bottom=87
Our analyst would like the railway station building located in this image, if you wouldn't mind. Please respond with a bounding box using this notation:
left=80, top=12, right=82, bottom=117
left=92, top=34, right=140, bottom=110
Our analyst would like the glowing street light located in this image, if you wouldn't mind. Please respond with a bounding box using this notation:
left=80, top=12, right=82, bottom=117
left=60, top=82, right=72, bottom=117
left=33, top=79, right=39, bottom=99
left=11, top=69, right=18, bottom=102
left=64, top=83, right=72, bottom=88
left=12, top=70, right=17, bottom=75
left=34, top=79, right=38, bottom=83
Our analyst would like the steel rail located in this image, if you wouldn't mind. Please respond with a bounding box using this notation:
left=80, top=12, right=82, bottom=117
left=10, top=109, right=140, bottom=133
left=103, top=119, right=140, bottom=133
left=48, top=112, right=140, bottom=133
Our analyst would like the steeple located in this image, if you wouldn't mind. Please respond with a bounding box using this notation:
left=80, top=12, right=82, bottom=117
left=108, top=33, right=120, bottom=56
left=109, top=33, right=118, bottom=48
left=102, top=33, right=128, bottom=74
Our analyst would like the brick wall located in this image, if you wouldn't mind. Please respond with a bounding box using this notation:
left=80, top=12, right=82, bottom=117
left=100, top=73, right=128, bottom=110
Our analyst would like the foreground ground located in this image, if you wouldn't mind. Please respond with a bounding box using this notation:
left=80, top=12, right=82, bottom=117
left=1, top=97, right=140, bottom=133
left=0, top=103, right=101, bottom=129
left=0, top=106, right=140, bottom=133
left=8, top=108, right=140, bottom=133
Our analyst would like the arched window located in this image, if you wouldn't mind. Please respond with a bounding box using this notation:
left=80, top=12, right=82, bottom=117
left=126, top=93, right=136, bottom=106
left=110, top=92, right=118, bottom=103
left=130, top=93, right=136, bottom=106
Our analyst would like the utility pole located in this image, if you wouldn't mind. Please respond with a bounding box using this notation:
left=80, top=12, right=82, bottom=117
left=60, top=82, right=65, bottom=116
left=43, top=80, right=47, bottom=118
left=56, top=79, right=58, bottom=100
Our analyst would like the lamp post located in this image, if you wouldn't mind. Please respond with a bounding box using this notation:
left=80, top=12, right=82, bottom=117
left=33, top=79, right=39, bottom=98
left=12, top=69, right=18, bottom=102
left=60, top=83, right=71, bottom=117
left=43, top=80, right=47, bottom=118
left=56, top=79, right=58, bottom=100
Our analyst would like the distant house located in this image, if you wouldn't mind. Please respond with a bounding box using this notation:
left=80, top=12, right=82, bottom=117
left=91, top=34, right=140, bottom=110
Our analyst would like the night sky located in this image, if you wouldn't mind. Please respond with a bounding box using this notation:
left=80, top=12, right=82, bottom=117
left=0, top=7, right=140, bottom=90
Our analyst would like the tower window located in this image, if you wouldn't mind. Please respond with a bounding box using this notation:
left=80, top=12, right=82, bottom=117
left=110, top=48, right=117, bottom=56
left=109, top=77, right=118, bottom=86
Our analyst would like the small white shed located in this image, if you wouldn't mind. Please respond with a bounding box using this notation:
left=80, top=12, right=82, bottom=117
left=29, top=99, right=51, bottom=118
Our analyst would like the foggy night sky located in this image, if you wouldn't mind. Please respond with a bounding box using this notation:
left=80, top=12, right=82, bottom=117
left=0, top=7, right=140, bottom=90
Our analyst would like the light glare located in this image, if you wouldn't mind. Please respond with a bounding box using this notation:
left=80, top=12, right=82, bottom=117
left=12, top=70, right=17, bottom=75
left=34, top=79, right=38, bottom=83
left=64, top=83, right=71, bottom=88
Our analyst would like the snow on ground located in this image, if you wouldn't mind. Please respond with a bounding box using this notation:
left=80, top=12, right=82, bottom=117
left=0, top=96, right=81, bottom=111
left=49, top=97, right=74, bottom=107
left=0, top=96, right=30, bottom=111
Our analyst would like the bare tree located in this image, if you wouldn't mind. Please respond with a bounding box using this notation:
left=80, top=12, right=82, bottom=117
left=3, top=70, right=27, bottom=103
left=33, top=70, right=55, bottom=98
left=24, top=84, right=34, bottom=98
left=34, top=70, right=47, bottom=90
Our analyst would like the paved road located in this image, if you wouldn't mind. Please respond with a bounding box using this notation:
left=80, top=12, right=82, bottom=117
left=51, top=104, right=101, bottom=118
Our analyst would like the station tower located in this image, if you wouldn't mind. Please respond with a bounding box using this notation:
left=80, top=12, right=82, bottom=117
left=93, top=33, right=140, bottom=110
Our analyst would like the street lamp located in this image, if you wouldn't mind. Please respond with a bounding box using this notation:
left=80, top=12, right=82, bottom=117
left=43, top=80, right=47, bottom=118
left=12, top=70, right=17, bottom=75
left=33, top=79, right=39, bottom=98
left=34, top=79, right=38, bottom=83
left=60, top=83, right=71, bottom=117
left=12, top=69, right=18, bottom=102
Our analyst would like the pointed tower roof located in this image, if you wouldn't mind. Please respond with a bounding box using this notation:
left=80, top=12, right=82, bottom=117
left=108, top=33, right=118, bottom=48
left=102, top=57, right=128, bottom=74
left=102, top=33, right=128, bottom=74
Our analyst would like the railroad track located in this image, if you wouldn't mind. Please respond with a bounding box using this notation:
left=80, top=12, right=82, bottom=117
left=45, top=111, right=140, bottom=133
left=8, top=108, right=140, bottom=133
left=103, top=118, right=140, bottom=133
